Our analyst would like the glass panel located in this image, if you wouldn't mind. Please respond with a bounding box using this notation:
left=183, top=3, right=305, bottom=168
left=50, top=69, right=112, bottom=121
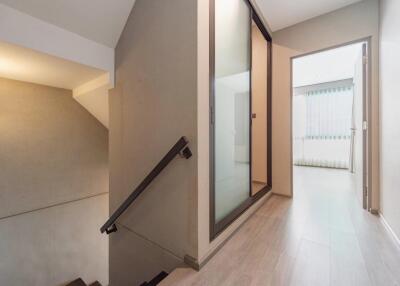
left=251, top=21, right=269, bottom=195
left=214, top=0, right=251, bottom=223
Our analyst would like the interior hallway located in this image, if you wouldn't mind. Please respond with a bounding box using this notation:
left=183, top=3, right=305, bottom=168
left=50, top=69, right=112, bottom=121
left=162, top=166, right=400, bottom=285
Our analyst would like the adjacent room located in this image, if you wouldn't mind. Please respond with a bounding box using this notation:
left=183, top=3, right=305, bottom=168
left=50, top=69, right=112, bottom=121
left=292, top=42, right=368, bottom=207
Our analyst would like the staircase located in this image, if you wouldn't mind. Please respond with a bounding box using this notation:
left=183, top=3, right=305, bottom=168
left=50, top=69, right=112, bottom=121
left=140, top=271, right=169, bottom=286
left=66, top=278, right=101, bottom=286
left=66, top=271, right=168, bottom=286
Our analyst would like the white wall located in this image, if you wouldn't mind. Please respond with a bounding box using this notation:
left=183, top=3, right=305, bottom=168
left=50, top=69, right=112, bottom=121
left=379, top=0, right=400, bottom=239
left=271, top=0, right=380, bottom=212
left=0, top=4, right=114, bottom=128
left=0, top=4, right=114, bottom=84
left=74, top=85, right=109, bottom=128
left=0, top=41, right=107, bottom=90
left=73, top=74, right=111, bottom=128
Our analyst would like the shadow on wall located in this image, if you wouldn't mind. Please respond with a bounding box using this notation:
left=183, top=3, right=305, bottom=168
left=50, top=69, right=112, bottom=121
left=0, top=77, right=109, bottom=286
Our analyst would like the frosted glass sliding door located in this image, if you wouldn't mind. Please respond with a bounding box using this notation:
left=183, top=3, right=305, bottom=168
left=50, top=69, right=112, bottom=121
left=213, top=0, right=251, bottom=223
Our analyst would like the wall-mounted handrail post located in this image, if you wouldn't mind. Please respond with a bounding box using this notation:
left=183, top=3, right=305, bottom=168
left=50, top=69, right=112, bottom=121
left=100, top=136, right=192, bottom=234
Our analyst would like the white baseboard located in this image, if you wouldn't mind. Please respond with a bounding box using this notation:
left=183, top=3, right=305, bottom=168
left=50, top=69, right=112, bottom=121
left=379, top=212, right=400, bottom=249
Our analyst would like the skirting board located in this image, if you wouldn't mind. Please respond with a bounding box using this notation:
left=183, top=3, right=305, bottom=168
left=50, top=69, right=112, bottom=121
left=184, top=255, right=200, bottom=271
left=370, top=209, right=379, bottom=215
left=185, top=192, right=273, bottom=271
left=379, top=212, right=400, bottom=249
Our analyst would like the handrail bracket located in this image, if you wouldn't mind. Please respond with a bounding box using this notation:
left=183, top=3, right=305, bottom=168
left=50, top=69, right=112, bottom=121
left=180, top=146, right=192, bottom=159
left=106, top=224, right=118, bottom=234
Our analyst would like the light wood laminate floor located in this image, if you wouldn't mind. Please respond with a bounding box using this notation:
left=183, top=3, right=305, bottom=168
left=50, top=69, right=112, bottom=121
left=161, top=167, right=400, bottom=286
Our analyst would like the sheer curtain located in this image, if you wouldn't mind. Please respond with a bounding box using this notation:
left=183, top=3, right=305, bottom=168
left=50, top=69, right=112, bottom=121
left=293, top=85, right=354, bottom=169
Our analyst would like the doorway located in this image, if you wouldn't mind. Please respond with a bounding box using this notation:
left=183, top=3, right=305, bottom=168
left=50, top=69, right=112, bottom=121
left=291, top=41, right=370, bottom=210
left=210, top=0, right=272, bottom=238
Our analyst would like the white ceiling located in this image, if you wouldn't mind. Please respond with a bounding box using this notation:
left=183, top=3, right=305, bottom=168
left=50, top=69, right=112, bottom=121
left=293, top=43, right=363, bottom=87
left=0, top=41, right=106, bottom=90
left=0, top=0, right=365, bottom=46
left=0, top=0, right=136, bottom=48
left=256, top=0, right=364, bottom=32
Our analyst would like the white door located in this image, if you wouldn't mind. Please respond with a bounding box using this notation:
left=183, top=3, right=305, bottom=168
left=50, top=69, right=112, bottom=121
left=351, top=43, right=368, bottom=209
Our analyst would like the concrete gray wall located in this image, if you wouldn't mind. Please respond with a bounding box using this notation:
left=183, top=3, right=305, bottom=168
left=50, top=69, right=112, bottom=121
left=0, top=77, right=109, bottom=286
left=379, top=0, right=400, bottom=240
left=109, top=0, right=198, bottom=285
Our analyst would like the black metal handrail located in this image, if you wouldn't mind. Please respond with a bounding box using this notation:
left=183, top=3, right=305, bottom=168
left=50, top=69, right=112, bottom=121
left=100, top=136, right=192, bottom=234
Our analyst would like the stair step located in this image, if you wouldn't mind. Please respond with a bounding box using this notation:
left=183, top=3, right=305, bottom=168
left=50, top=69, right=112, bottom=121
left=149, top=271, right=168, bottom=285
left=140, top=271, right=169, bottom=286
left=66, top=278, right=102, bottom=286
left=66, top=278, right=87, bottom=286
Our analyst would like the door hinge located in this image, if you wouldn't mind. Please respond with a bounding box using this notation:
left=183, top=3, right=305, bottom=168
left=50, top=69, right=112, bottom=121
left=364, top=186, right=368, bottom=197
left=363, top=56, right=368, bottom=65
left=363, top=121, right=368, bottom=131
left=210, top=106, right=214, bottom=124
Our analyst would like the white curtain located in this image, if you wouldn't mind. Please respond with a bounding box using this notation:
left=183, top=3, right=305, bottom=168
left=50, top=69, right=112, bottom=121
left=293, top=85, right=354, bottom=169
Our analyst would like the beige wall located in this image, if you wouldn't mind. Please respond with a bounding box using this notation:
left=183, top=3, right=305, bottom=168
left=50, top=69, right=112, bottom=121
left=74, top=85, right=109, bottom=128
left=109, top=0, right=198, bottom=284
left=271, top=0, right=380, bottom=211
left=73, top=73, right=111, bottom=129
left=0, top=77, right=109, bottom=285
left=197, top=0, right=211, bottom=261
left=252, top=24, right=268, bottom=184
left=379, top=0, right=400, bottom=239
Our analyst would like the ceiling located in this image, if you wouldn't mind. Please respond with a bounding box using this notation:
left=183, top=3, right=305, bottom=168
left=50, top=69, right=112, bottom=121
left=0, top=0, right=365, bottom=46
left=293, top=43, right=363, bottom=87
left=0, top=41, right=106, bottom=90
left=0, top=0, right=136, bottom=48
left=256, top=0, right=364, bottom=32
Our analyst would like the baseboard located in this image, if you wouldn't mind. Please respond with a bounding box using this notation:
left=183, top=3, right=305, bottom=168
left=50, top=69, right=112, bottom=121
left=370, top=209, right=379, bottom=215
left=186, top=192, right=273, bottom=272
left=272, top=192, right=292, bottom=198
left=379, top=212, right=400, bottom=249
left=183, top=255, right=200, bottom=271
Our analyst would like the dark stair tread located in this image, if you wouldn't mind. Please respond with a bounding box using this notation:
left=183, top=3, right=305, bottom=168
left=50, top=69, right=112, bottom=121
left=66, top=278, right=87, bottom=286
left=89, top=282, right=102, bottom=286
left=140, top=271, right=169, bottom=286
